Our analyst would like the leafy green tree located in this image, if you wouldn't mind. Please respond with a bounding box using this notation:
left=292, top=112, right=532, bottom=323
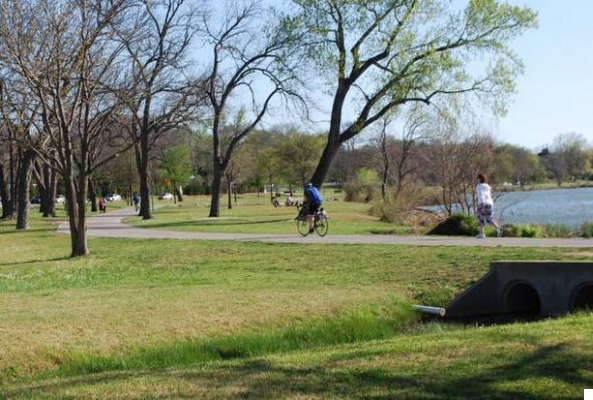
left=274, top=130, right=325, bottom=186
left=160, top=145, right=193, bottom=202
left=289, top=0, right=537, bottom=187
left=540, top=133, right=589, bottom=186
left=493, top=144, right=545, bottom=186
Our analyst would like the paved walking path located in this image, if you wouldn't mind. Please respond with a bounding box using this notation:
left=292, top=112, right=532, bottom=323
left=58, top=207, right=593, bottom=248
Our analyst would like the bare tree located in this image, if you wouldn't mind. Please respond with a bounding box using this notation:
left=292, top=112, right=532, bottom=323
left=114, top=0, right=203, bottom=219
left=0, top=74, right=42, bottom=229
left=0, top=0, right=134, bottom=256
left=376, top=118, right=391, bottom=201
left=424, top=112, right=495, bottom=216
left=203, top=1, right=304, bottom=217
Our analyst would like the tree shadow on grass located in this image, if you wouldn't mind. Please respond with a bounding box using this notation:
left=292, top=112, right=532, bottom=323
left=0, top=256, right=70, bottom=267
left=0, top=226, right=58, bottom=235
left=6, top=343, right=593, bottom=399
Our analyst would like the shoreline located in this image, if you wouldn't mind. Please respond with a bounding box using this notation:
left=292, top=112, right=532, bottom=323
left=493, top=182, right=593, bottom=193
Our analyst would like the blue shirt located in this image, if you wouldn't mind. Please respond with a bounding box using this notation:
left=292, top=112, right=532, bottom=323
left=304, top=186, right=322, bottom=204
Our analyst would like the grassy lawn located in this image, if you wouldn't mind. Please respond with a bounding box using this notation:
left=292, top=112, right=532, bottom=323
left=7, top=314, right=593, bottom=399
left=124, top=193, right=418, bottom=235
left=1, top=211, right=593, bottom=398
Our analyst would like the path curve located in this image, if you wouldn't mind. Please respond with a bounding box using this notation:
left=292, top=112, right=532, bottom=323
left=58, top=207, right=593, bottom=248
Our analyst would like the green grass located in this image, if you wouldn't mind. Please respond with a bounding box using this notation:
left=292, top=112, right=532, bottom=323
left=5, top=314, right=593, bottom=399
left=54, top=299, right=416, bottom=377
left=124, top=193, right=417, bottom=235
left=2, top=210, right=593, bottom=398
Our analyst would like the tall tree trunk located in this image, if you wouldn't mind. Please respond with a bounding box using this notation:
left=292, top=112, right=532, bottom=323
left=381, top=149, right=389, bottom=201
left=16, top=150, right=35, bottom=230
left=37, top=165, right=47, bottom=215
left=310, top=87, right=346, bottom=187
left=6, top=143, right=17, bottom=219
left=139, top=165, right=151, bottom=219
left=65, top=175, right=88, bottom=257
left=88, top=177, right=98, bottom=212
left=227, top=178, right=232, bottom=210
left=310, top=139, right=340, bottom=188
left=0, top=163, right=14, bottom=219
left=136, top=141, right=151, bottom=219
left=173, top=181, right=177, bottom=205
left=175, top=184, right=183, bottom=202
left=209, top=162, right=222, bottom=217
left=43, top=168, right=57, bottom=218
left=37, top=163, right=52, bottom=216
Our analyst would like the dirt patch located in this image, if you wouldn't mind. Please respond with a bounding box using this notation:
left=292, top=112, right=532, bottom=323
left=394, top=209, right=444, bottom=234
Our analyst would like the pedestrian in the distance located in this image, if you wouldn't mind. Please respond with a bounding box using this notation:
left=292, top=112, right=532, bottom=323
left=98, top=197, right=107, bottom=214
left=476, top=173, right=500, bottom=239
left=133, top=193, right=140, bottom=212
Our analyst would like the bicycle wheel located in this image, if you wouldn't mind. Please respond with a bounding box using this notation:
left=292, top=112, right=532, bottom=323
left=297, top=217, right=310, bottom=237
left=315, top=215, right=329, bottom=237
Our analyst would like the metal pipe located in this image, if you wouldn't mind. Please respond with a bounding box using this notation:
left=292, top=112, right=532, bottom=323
left=412, top=305, right=446, bottom=317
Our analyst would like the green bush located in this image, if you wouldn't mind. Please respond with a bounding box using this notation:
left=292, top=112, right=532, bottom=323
left=502, top=223, right=577, bottom=238
left=344, top=168, right=380, bottom=203
left=581, top=222, right=593, bottom=238
left=370, top=190, right=413, bottom=223
left=516, top=224, right=542, bottom=238
left=428, top=214, right=479, bottom=236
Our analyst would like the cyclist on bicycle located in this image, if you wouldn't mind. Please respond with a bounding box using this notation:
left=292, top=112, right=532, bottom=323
left=304, top=183, right=323, bottom=233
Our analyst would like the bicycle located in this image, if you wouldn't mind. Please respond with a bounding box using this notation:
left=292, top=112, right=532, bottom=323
left=295, top=202, right=329, bottom=237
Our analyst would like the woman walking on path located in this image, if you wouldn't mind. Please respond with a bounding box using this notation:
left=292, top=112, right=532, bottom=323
left=476, top=173, right=500, bottom=239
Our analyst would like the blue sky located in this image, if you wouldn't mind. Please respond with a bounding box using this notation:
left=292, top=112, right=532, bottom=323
left=496, top=0, right=593, bottom=149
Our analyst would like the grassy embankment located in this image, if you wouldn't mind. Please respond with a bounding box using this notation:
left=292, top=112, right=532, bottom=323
left=1, top=209, right=593, bottom=398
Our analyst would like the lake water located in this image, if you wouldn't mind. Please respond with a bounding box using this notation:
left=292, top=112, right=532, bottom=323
left=440, top=187, right=593, bottom=227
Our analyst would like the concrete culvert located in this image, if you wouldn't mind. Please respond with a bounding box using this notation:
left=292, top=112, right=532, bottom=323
left=504, top=282, right=541, bottom=315
left=570, top=283, right=593, bottom=311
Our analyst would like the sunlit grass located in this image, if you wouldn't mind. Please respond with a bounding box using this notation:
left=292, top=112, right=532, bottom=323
left=124, top=193, right=417, bottom=235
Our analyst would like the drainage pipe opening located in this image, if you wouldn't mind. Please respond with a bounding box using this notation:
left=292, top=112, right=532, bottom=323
left=571, top=283, right=593, bottom=312
left=504, top=282, right=541, bottom=315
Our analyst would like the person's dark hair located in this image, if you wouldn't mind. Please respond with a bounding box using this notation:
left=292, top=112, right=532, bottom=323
left=477, top=173, right=488, bottom=184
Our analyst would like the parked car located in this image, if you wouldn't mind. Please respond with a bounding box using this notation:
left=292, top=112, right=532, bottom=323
left=31, top=196, right=42, bottom=204
left=105, top=194, right=122, bottom=202
left=55, top=195, right=66, bottom=204
left=158, top=192, right=173, bottom=200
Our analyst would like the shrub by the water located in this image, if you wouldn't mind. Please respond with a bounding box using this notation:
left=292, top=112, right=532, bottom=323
left=501, top=223, right=579, bottom=238
left=428, top=214, right=479, bottom=236
left=501, top=224, right=542, bottom=238
left=581, top=222, right=593, bottom=238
